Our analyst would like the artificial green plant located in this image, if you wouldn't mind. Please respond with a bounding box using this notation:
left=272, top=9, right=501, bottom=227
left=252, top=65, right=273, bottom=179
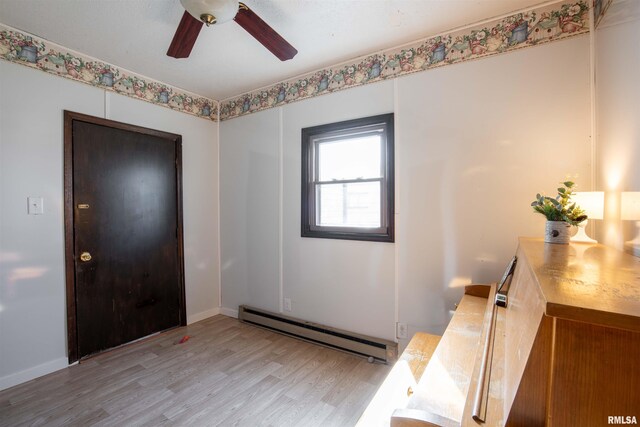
left=531, top=181, right=588, bottom=226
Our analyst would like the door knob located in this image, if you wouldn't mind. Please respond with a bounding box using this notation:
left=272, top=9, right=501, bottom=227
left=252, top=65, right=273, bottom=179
left=80, top=252, right=92, bottom=262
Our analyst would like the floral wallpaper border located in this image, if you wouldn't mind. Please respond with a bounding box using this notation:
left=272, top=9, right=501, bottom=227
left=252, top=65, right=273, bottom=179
left=0, top=24, right=218, bottom=121
left=220, top=0, right=590, bottom=121
left=0, top=0, right=591, bottom=123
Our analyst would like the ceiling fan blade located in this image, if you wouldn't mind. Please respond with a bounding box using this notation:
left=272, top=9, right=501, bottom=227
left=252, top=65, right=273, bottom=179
left=167, top=11, right=204, bottom=59
left=234, top=3, right=297, bottom=61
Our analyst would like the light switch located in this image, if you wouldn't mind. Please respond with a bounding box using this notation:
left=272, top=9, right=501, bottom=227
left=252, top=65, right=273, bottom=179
left=28, top=197, right=44, bottom=215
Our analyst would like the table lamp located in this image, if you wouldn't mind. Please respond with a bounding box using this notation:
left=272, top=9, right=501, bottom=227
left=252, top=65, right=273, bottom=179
left=571, top=191, right=604, bottom=243
left=621, top=192, right=640, bottom=255
left=621, top=192, right=640, bottom=221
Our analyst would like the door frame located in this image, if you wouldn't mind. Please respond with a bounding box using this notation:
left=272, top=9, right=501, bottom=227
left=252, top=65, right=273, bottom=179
left=63, top=110, right=186, bottom=363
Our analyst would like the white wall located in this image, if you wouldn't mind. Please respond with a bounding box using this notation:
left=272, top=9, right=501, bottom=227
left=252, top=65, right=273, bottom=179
left=282, top=82, right=397, bottom=340
left=220, top=35, right=591, bottom=347
left=595, top=0, right=640, bottom=253
left=397, top=36, right=591, bottom=338
left=220, top=82, right=394, bottom=338
left=220, top=107, right=281, bottom=314
left=220, top=82, right=396, bottom=339
left=0, top=61, right=220, bottom=390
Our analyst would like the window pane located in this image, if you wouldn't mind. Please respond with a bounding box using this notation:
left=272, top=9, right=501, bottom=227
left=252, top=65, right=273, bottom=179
left=316, top=181, right=381, bottom=228
left=318, top=135, right=381, bottom=181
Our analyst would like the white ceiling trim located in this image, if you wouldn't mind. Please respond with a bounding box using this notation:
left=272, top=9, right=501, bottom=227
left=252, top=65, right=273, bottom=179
left=220, top=0, right=590, bottom=120
left=0, top=23, right=219, bottom=121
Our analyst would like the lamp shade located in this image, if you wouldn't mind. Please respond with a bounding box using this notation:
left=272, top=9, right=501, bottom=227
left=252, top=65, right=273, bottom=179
left=621, top=192, right=640, bottom=221
left=572, top=192, right=604, bottom=220
left=180, top=0, right=239, bottom=24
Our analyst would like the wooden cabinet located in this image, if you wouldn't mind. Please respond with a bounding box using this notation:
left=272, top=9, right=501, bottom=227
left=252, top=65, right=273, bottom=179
left=364, top=238, right=640, bottom=426
left=503, top=239, right=640, bottom=426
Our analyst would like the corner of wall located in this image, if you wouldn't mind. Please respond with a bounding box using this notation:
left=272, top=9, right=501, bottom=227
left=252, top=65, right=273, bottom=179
left=187, top=307, right=221, bottom=325
left=219, top=307, right=239, bottom=318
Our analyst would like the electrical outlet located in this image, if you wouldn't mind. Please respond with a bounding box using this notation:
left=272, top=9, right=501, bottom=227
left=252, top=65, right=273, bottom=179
left=396, top=322, right=408, bottom=339
left=284, top=298, right=292, bottom=312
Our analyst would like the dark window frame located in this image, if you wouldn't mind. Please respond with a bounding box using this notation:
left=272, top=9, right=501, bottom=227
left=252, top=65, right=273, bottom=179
left=301, top=113, right=394, bottom=243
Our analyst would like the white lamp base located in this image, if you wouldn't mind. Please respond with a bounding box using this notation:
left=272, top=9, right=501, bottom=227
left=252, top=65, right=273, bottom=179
left=623, top=221, right=640, bottom=256
left=624, top=239, right=640, bottom=257
left=571, top=220, right=597, bottom=243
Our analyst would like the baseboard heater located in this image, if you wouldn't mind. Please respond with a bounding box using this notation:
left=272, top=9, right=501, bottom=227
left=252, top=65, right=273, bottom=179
left=238, top=305, right=397, bottom=363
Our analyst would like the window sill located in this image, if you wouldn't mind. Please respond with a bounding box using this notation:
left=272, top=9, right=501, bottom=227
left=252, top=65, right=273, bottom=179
left=301, top=228, right=394, bottom=243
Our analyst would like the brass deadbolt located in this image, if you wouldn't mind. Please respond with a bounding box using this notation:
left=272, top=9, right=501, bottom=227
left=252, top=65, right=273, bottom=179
left=80, top=252, right=92, bottom=262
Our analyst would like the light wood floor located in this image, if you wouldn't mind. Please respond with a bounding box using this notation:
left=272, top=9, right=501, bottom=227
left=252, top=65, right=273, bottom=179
left=0, top=315, right=391, bottom=427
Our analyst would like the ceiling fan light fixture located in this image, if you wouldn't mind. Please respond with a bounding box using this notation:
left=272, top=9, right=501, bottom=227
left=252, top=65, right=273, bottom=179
left=180, top=0, right=239, bottom=25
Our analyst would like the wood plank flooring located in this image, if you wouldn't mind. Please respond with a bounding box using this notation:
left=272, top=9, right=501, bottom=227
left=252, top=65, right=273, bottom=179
left=0, top=315, right=391, bottom=427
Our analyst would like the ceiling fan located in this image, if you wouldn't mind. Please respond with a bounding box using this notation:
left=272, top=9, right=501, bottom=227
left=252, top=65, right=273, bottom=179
left=167, top=0, right=298, bottom=61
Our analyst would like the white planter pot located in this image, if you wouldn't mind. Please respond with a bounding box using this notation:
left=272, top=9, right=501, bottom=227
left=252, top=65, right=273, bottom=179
left=545, top=220, right=570, bottom=244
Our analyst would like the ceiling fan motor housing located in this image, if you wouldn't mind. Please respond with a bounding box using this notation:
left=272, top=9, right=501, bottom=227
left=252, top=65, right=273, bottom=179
left=180, top=0, right=239, bottom=25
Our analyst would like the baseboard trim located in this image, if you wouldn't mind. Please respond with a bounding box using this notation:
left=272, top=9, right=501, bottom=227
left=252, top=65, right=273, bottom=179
left=187, top=307, right=221, bottom=325
left=0, top=357, right=68, bottom=391
left=220, top=307, right=239, bottom=318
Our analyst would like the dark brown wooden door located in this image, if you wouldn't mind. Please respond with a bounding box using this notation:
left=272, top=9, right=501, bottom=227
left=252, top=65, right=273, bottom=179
left=66, top=113, right=185, bottom=360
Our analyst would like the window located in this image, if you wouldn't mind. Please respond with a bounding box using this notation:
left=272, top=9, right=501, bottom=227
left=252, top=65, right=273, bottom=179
left=301, top=113, right=394, bottom=242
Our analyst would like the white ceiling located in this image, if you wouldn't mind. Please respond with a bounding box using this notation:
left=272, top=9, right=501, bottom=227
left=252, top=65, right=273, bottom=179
left=0, top=0, right=545, bottom=100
